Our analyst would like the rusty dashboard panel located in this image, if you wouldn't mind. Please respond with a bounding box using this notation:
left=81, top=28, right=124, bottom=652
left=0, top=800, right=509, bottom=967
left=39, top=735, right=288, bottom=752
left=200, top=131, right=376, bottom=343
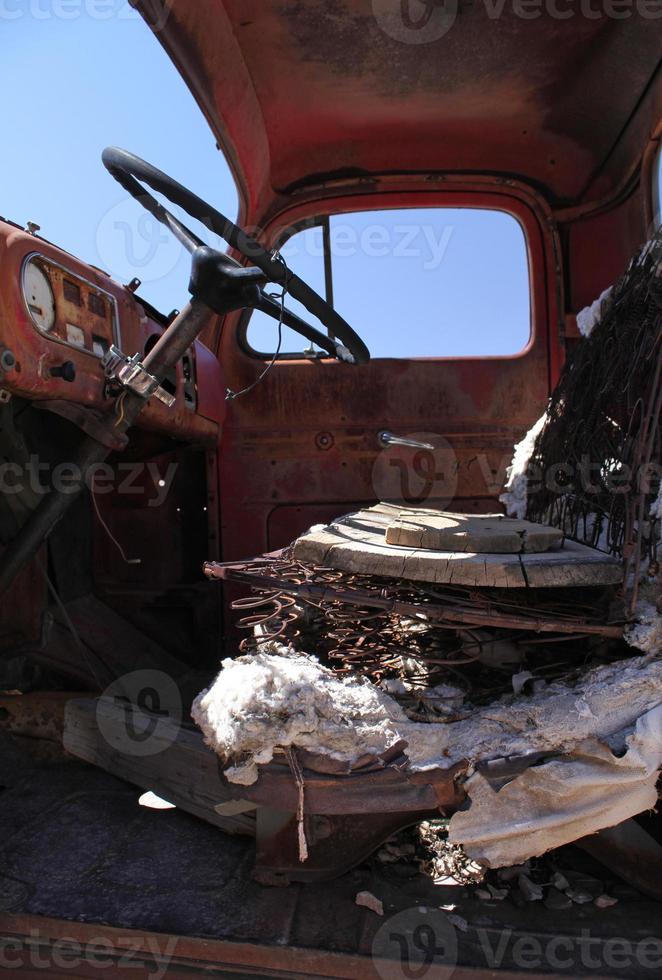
left=0, top=220, right=225, bottom=445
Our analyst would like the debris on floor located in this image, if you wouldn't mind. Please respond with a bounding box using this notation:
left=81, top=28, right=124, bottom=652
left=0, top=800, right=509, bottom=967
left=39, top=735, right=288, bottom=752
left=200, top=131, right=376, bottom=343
left=355, top=890, right=384, bottom=915
left=388, top=820, right=483, bottom=886
left=372, top=820, right=629, bottom=913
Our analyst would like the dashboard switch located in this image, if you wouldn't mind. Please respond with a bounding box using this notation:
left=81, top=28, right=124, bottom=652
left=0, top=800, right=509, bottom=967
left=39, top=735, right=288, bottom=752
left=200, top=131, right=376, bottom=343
left=50, top=361, right=77, bottom=383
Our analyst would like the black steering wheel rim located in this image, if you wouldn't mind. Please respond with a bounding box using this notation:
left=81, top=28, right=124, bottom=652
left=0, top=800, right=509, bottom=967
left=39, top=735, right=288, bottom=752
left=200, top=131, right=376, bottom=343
left=101, top=147, right=370, bottom=365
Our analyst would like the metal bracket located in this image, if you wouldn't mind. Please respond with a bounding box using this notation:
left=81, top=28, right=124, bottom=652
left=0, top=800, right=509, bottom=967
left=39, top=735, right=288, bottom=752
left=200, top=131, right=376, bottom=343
left=101, top=345, right=176, bottom=408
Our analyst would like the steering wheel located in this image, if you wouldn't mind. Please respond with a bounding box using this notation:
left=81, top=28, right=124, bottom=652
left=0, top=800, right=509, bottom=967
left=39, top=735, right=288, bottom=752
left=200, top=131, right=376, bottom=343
left=101, top=148, right=370, bottom=365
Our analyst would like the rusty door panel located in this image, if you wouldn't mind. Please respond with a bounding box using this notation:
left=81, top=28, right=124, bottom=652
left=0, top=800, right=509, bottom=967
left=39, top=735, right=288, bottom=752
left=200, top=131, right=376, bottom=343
left=217, top=184, right=559, bottom=589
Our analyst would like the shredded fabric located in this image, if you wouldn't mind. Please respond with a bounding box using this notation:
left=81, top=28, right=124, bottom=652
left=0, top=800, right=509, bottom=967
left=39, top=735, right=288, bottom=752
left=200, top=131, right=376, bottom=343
left=448, top=703, right=662, bottom=867
left=191, top=647, right=410, bottom=785
left=499, top=413, right=547, bottom=519
left=625, top=598, right=662, bottom=655
left=193, top=646, right=662, bottom=868
left=193, top=645, right=662, bottom=779
left=651, top=482, right=662, bottom=522
left=576, top=286, right=613, bottom=338
left=621, top=480, right=662, bottom=654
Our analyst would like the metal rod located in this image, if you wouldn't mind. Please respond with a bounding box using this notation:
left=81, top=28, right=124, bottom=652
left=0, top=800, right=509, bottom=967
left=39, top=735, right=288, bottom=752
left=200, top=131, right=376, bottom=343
left=204, top=563, right=624, bottom=638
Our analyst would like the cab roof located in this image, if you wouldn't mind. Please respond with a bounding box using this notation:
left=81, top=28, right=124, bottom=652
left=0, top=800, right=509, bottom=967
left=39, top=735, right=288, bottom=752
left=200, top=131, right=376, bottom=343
left=138, top=1, right=662, bottom=219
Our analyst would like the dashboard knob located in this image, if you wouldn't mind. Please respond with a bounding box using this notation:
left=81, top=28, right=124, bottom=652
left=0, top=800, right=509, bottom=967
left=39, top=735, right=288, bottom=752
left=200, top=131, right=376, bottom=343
left=0, top=349, right=16, bottom=372
left=50, top=361, right=76, bottom=383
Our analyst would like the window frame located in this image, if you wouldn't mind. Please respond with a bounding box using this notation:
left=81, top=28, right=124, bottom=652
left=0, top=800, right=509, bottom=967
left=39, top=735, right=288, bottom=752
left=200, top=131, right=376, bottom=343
left=237, top=194, right=539, bottom=364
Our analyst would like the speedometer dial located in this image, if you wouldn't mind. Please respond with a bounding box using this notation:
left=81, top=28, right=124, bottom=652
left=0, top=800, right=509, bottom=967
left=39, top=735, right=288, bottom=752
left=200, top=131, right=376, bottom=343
left=23, top=260, right=56, bottom=333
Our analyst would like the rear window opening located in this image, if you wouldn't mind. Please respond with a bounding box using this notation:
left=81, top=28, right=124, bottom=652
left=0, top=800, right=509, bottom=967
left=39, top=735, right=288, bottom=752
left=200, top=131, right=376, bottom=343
left=245, top=207, right=532, bottom=359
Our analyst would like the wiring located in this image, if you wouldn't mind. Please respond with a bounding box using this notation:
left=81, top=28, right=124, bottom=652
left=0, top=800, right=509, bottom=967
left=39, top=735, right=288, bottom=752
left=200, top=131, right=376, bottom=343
left=90, top=479, right=142, bottom=566
left=226, top=251, right=290, bottom=401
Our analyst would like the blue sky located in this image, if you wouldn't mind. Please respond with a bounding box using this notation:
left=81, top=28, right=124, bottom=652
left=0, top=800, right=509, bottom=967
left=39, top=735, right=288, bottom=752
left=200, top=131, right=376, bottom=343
left=0, top=2, right=237, bottom=314
left=0, top=2, right=531, bottom=359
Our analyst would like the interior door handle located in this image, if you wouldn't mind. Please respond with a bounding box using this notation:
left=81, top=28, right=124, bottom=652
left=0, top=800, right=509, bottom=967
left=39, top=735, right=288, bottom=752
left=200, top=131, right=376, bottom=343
left=378, top=430, right=435, bottom=450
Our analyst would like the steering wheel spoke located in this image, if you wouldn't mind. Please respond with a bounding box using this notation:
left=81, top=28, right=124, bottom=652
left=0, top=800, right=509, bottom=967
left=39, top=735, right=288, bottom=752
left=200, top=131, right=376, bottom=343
left=255, top=292, right=347, bottom=360
left=102, top=147, right=370, bottom=364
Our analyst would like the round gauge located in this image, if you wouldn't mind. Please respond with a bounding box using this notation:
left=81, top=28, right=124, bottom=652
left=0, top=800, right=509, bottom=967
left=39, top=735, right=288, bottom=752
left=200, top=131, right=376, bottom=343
left=23, top=260, right=56, bottom=333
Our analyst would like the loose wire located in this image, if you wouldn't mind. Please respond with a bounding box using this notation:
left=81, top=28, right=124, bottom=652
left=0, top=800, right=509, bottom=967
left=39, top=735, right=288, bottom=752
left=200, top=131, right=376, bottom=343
left=90, top=479, right=142, bottom=566
left=226, top=252, right=290, bottom=401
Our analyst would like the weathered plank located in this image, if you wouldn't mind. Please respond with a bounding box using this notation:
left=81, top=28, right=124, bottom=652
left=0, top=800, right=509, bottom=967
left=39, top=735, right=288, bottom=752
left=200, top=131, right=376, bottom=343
left=63, top=698, right=256, bottom=836
left=385, top=510, right=563, bottom=554
left=293, top=506, right=623, bottom=588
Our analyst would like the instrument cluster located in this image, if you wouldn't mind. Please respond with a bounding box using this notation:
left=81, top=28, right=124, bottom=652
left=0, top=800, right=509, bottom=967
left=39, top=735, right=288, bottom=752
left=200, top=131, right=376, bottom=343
left=22, top=254, right=120, bottom=360
left=0, top=220, right=225, bottom=444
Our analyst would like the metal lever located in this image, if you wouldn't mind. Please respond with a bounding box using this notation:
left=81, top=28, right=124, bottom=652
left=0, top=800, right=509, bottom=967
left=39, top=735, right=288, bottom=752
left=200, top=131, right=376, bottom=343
left=378, top=430, right=435, bottom=450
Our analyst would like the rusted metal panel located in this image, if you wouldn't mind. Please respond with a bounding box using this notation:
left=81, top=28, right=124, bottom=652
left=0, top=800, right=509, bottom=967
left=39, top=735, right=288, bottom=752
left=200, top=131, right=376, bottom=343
left=0, top=691, right=71, bottom=743
left=577, top=819, right=662, bottom=903
left=254, top=808, right=439, bottom=885
left=217, top=757, right=465, bottom=816
left=0, top=912, right=604, bottom=979
left=0, top=545, right=46, bottom=655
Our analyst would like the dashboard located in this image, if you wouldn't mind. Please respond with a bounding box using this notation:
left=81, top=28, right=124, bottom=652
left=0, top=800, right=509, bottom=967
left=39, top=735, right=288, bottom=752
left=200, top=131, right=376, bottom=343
left=22, top=253, right=120, bottom=359
left=0, top=219, right=225, bottom=445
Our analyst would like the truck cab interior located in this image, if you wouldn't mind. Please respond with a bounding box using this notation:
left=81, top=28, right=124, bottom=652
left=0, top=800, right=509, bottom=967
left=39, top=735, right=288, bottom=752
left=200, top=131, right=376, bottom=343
left=1, top=2, right=662, bottom=976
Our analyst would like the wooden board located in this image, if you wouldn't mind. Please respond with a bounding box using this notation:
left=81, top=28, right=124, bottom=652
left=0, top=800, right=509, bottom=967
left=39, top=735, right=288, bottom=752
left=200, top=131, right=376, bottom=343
left=293, top=504, right=623, bottom=588
left=385, top=510, right=563, bottom=553
left=63, top=698, right=256, bottom=836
